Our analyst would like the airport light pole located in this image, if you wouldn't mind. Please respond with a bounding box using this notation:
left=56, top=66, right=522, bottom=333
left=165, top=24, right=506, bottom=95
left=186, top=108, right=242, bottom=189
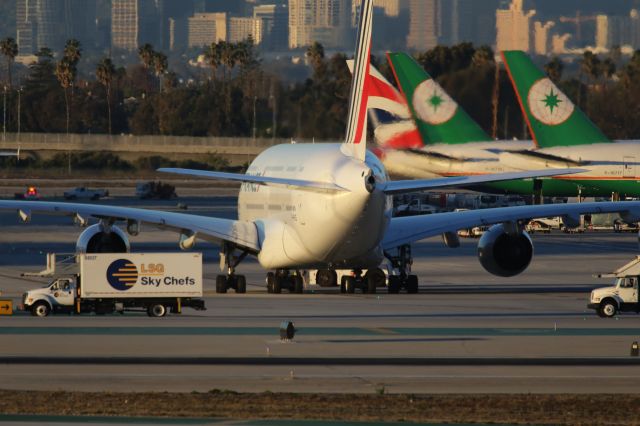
left=270, top=92, right=277, bottom=140
left=17, top=87, right=21, bottom=142
left=252, top=96, right=257, bottom=140
left=2, top=85, right=6, bottom=143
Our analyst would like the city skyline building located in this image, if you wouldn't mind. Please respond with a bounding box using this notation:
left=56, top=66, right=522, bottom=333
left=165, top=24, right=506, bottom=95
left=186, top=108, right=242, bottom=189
left=228, top=16, right=263, bottom=44
left=112, top=0, right=162, bottom=51
left=187, top=12, right=226, bottom=48
left=406, top=0, right=439, bottom=51
left=254, top=3, right=289, bottom=50
left=496, top=0, right=536, bottom=52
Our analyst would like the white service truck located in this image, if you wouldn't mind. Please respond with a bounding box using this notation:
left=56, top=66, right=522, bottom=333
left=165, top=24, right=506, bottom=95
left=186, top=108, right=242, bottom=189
left=588, top=256, right=640, bottom=318
left=22, top=253, right=205, bottom=317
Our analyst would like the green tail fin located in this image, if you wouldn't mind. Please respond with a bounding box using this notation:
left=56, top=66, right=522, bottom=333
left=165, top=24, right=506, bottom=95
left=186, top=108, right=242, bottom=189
left=501, top=50, right=611, bottom=148
left=387, top=52, right=491, bottom=145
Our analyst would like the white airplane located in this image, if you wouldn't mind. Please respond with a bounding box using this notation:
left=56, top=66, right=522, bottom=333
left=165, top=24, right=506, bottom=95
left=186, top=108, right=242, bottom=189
left=0, top=0, right=639, bottom=295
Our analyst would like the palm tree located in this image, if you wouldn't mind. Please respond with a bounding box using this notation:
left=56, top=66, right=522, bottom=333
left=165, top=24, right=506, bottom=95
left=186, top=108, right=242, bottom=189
left=55, top=58, right=75, bottom=134
left=62, top=39, right=81, bottom=97
left=152, top=52, right=167, bottom=93
left=63, top=39, right=82, bottom=66
left=0, top=37, right=18, bottom=88
left=203, top=42, right=222, bottom=82
left=138, top=43, right=155, bottom=69
left=96, top=57, right=115, bottom=134
left=544, top=56, right=564, bottom=83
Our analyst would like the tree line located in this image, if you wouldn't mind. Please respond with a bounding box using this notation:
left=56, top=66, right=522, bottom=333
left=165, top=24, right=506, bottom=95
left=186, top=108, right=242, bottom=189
left=1, top=37, right=640, bottom=141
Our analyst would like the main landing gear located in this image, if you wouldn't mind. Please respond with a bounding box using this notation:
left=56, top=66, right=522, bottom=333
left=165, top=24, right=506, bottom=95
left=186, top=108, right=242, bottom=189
left=385, top=245, right=419, bottom=294
left=266, top=270, right=304, bottom=294
left=216, top=243, right=248, bottom=294
left=339, top=269, right=386, bottom=294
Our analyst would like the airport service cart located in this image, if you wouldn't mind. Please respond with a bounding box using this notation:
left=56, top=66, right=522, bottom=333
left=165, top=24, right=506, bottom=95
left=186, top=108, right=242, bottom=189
left=588, top=256, right=640, bottom=318
left=22, top=253, right=205, bottom=317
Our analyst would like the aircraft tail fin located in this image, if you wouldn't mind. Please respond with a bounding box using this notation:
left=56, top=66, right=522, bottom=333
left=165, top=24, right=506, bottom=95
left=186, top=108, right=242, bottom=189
left=387, top=52, right=491, bottom=145
left=343, top=0, right=373, bottom=162
left=501, top=50, right=612, bottom=148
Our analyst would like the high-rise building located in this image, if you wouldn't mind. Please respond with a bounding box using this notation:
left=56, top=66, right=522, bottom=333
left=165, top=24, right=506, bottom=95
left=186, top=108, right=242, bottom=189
left=495, top=0, right=536, bottom=52
left=111, top=0, right=162, bottom=51
left=288, top=0, right=343, bottom=49
left=254, top=4, right=289, bottom=51
left=406, top=0, right=439, bottom=51
left=16, top=0, right=37, bottom=55
left=534, top=21, right=554, bottom=55
left=373, top=0, right=401, bottom=17
left=596, top=10, right=640, bottom=50
left=228, top=17, right=263, bottom=44
left=16, top=0, right=97, bottom=55
left=187, top=12, right=226, bottom=48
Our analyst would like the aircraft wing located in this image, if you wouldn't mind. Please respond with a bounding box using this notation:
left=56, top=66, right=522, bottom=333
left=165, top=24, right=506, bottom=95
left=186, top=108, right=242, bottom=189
left=383, top=201, right=640, bottom=249
left=381, top=168, right=583, bottom=195
left=0, top=201, right=260, bottom=252
left=158, top=168, right=348, bottom=193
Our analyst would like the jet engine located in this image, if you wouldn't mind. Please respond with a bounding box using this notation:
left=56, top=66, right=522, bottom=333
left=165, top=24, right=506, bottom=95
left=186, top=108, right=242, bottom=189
left=76, top=223, right=130, bottom=253
left=477, top=224, right=533, bottom=277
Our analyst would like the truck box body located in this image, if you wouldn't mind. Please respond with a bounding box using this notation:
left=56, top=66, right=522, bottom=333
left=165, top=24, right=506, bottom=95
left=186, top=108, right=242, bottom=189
left=79, top=253, right=203, bottom=299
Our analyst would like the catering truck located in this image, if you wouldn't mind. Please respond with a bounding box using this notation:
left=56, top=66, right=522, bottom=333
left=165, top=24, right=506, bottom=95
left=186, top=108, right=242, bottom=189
left=22, top=253, right=205, bottom=317
left=588, top=256, right=640, bottom=318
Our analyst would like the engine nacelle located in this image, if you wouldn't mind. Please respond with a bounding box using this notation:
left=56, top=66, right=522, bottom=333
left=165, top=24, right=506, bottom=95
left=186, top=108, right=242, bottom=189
left=477, top=224, right=533, bottom=277
left=76, top=223, right=130, bottom=253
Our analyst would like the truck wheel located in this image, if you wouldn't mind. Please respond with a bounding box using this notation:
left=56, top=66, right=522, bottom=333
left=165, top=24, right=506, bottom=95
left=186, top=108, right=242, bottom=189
left=600, top=300, right=618, bottom=318
left=31, top=301, right=51, bottom=317
left=387, top=276, right=401, bottom=294
left=340, top=276, right=347, bottom=293
left=147, top=304, right=167, bottom=317
left=235, top=275, right=247, bottom=294
left=293, top=275, right=304, bottom=294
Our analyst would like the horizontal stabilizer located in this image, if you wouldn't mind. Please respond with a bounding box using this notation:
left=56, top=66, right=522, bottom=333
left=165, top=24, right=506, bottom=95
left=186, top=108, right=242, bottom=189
left=158, top=168, right=349, bottom=193
left=382, top=168, right=584, bottom=195
left=499, top=150, right=586, bottom=170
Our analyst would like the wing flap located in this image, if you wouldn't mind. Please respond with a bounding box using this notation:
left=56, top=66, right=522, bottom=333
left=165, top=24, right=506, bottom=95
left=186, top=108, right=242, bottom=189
left=383, top=201, right=640, bottom=249
left=382, top=168, right=584, bottom=195
left=0, top=201, right=260, bottom=252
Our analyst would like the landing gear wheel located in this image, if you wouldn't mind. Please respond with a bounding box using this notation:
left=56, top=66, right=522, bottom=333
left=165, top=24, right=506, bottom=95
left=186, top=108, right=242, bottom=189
left=344, top=276, right=356, bottom=294
left=406, top=275, right=419, bottom=294
left=266, top=272, right=275, bottom=293
left=293, top=275, right=304, bottom=294
left=31, top=301, right=51, bottom=317
left=272, top=275, right=283, bottom=294
left=387, top=276, right=401, bottom=294
left=147, top=304, right=167, bottom=317
left=340, top=276, right=347, bottom=294
left=366, top=268, right=385, bottom=294
left=216, top=275, right=228, bottom=294
left=316, top=269, right=337, bottom=287
left=600, top=300, right=618, bottom=318
left=235, top=275, right=247, bottom=294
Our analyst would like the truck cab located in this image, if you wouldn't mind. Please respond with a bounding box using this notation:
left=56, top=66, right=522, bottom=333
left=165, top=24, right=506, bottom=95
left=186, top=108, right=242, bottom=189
left=23, top=276, right=77, bottom=317
left=589, top=257, right=640, bottom=318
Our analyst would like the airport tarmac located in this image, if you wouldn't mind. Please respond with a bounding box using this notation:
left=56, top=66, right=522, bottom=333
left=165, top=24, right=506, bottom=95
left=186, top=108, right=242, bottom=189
left=1, top=196, right=640, bottom=394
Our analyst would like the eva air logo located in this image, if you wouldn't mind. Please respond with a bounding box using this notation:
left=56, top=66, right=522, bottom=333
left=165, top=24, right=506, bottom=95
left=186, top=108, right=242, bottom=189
left=527, top=78, right=575, bottom=125
left=412, top=80, right=457, bottom=125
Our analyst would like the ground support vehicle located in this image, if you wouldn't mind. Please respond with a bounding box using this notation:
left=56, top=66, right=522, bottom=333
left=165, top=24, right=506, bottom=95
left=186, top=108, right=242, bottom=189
left=22, top=253, right=205, bottom=317
left=136, top=181, right=177, bottom=199
left=63, top=187, right=109, bottom=200
left=589, top=256, right=640, bottom=318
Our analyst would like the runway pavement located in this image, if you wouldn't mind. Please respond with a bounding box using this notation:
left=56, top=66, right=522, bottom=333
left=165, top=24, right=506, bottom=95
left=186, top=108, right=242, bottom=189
left=1, top=196, right=640, bottom=394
